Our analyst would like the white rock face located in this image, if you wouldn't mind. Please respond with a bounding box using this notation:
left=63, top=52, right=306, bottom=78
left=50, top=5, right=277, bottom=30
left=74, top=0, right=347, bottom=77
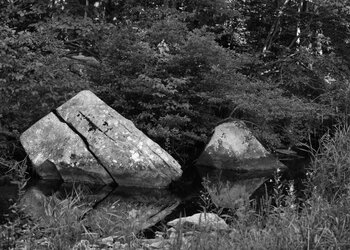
left=20, top=112, right=113, bottom=184
left=196, top=121, right=285, bottom=171
left=20, top=90, right=182, bottom=188
left=208, top=121, right=268, bottom=160
left=167, top=213, right=229, bottom=231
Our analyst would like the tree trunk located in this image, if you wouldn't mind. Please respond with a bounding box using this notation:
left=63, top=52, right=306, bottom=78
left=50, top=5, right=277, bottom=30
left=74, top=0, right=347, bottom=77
left=315, top=31, right=323, bottom=55
left=295, top=0, right=303, bottom=46
left=84, top=0, right=89, bottom=20
left=263, top=0, right=291, bottom=54
left=289, top=0, right=304, bottom=48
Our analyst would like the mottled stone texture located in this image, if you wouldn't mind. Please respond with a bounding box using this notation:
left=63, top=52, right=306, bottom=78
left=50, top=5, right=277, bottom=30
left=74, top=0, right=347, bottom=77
left=196, top=121, right=285, bottom=171
left=20, top=112, right=113, bottom=185
left=20, top=90, right=182, bottom=188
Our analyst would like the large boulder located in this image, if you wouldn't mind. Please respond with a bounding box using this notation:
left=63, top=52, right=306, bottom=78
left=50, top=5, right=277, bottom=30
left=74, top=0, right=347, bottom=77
left=196, top=121, right=285, bottom=172
left=20, top=90, right=182, bottom=188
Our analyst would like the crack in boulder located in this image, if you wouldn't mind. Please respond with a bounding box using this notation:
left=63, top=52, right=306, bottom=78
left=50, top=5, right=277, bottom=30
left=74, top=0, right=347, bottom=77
left=20, top=90, right=182, bottom=188
left=78, top=111, right=117, bottom=142
left=52, top=109, right=118, bottom=186
left=78, top=110, right=174, bottom=177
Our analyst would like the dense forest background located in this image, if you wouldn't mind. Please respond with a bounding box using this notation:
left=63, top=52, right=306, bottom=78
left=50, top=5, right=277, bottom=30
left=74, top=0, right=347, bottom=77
left=1, top=0, right=350, bottom=167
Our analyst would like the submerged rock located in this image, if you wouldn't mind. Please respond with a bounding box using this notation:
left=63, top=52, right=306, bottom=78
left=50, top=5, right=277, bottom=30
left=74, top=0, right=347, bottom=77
left=18, top=180, right=65, bottom=221
left=196, top=121, right=285, bottom=172
left=19, top=187, right=48, bottom=219
left=20, top=90, right=182, bottom=188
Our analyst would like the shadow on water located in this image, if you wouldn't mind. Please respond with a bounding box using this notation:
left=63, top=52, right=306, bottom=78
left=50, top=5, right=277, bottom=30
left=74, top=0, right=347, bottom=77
left=0, top=177, right=18, bottom=224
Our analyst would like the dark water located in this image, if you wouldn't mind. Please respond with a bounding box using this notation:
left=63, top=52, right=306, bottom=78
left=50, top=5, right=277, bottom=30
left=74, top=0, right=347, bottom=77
left=0, top=154, right=310, bottom=226
left=0, top=180, right=18, bottom=224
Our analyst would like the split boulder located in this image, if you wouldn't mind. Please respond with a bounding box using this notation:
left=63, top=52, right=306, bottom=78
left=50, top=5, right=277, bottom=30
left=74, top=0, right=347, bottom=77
left=20, top=90, right=182, bottom=188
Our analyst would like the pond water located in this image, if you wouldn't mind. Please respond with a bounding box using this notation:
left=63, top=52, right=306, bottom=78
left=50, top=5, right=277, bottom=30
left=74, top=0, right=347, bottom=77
left=0, top=181, right=18, bottom=224
left=0, top=154, right=310, bottom=228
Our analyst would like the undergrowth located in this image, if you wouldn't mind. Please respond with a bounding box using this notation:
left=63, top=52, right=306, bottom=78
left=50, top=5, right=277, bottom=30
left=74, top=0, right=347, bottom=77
left=1, top=124, right=350, bottom=249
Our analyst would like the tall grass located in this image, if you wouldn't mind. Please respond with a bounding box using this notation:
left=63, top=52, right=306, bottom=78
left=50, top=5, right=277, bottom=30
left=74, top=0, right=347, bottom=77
left=2, top=125, right=350, bottom=249
left=0, top=157, right=28, bottom=189
left=308, top=125, right=350, bottom=202
left=165, top=124, right=350, bottom=249
left=1, top=188, right=91, bottom=249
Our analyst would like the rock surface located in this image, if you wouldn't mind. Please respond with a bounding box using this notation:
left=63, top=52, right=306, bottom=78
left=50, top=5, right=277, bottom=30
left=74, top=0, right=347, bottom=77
left=19, top=187, right=48, bottom=219
left=167, top=212, right=229, bottom=231
left=196, top=121, right=286, bottom=172
left=20, top=90, right=182, bottom=188
left=18, top=180, right=67, bottom=221
left=20, top=112, right=114, bottom=185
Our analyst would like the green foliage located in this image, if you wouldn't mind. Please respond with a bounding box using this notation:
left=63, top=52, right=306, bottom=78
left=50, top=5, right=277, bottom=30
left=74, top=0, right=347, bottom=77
left=1, top=0, right=350, bottom=165
left=2, top=1, right=350, bottom=249
left=93, top=22, right=227, bottom=163
left=0, top=23, right=90, bottom=132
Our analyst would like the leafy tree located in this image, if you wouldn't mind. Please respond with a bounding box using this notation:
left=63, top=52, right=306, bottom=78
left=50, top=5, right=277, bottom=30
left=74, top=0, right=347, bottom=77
left=1, top=0, right=350, bottom=166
